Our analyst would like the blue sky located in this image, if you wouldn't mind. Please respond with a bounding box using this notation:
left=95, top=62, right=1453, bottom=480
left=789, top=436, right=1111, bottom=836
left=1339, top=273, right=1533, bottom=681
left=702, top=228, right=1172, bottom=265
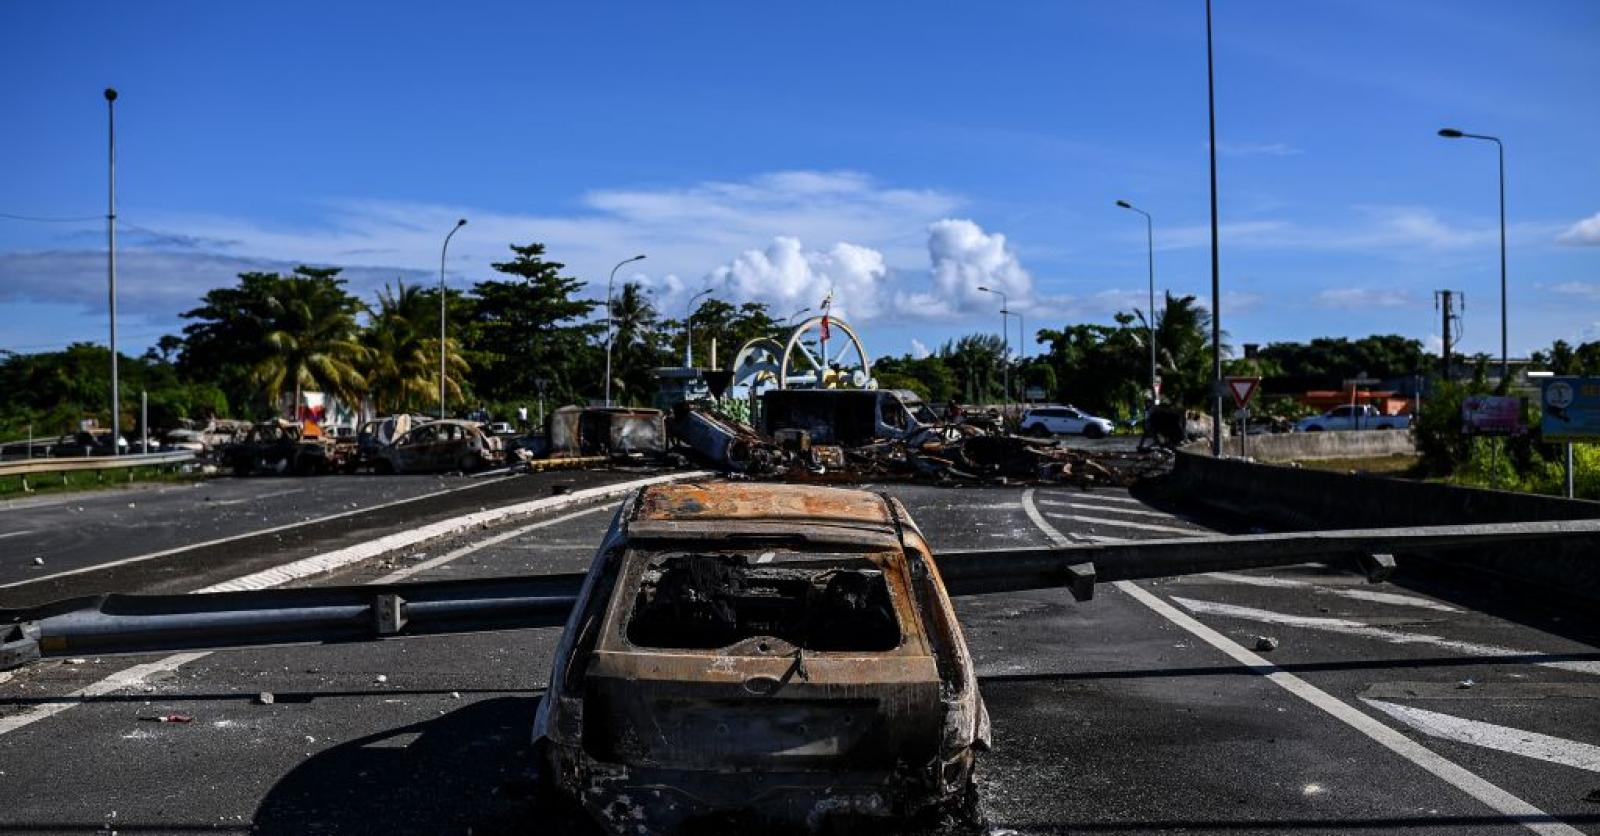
left=2, top=1, right=1597, bottom=364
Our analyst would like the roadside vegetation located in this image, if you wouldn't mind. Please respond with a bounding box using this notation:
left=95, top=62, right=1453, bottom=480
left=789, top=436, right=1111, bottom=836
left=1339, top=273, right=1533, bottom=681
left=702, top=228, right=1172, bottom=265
left=0, top=237, right=1595, bottom=500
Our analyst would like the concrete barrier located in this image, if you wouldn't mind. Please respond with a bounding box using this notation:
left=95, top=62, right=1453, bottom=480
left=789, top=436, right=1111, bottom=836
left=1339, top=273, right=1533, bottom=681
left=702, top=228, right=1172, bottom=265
left=1167, top=452, right=1600, bottom=605
left=1235, top=429, right=1416, bottom=462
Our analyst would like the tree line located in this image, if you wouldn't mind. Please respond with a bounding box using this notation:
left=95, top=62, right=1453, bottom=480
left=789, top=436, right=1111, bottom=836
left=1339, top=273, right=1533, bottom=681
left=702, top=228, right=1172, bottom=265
left=3, top=238, right=1599, bottom=449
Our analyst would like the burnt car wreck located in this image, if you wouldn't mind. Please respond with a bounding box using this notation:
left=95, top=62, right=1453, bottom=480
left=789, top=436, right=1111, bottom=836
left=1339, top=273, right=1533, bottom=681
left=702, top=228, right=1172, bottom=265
left=4, top=483, right=1597, bottom=835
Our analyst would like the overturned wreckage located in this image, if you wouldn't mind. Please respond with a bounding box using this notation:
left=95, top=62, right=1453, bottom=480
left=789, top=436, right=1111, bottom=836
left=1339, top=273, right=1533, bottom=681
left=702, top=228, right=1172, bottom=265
left=7, top=483, right=1597, bottom=834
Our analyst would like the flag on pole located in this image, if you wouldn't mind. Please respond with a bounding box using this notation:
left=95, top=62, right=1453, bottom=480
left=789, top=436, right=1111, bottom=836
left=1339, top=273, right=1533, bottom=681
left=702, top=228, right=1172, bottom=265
left=819, top=291, right=833, bottom=341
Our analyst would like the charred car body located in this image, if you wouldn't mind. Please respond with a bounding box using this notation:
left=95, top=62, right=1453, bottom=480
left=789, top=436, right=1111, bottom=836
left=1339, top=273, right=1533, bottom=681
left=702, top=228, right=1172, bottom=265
left=373, top=419, right=505, bottom=474
left=219, top=420, right=346, bottom=476
left=536, top=483, right=990, bottom=833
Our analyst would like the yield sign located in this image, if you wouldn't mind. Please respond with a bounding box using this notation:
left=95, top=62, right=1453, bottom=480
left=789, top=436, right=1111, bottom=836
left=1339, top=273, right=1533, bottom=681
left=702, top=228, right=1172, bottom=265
left=1225, top=376, right=1261, bottom=409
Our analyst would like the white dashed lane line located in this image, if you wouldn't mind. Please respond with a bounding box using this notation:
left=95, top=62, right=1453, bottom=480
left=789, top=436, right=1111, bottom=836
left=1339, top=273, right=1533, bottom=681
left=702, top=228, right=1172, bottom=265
left=1018, top=489, right=1586, bottom=836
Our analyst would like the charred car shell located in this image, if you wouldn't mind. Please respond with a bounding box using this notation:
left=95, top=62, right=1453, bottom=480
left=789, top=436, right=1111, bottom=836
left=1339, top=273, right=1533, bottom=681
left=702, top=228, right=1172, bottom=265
left=534, top=482, right=991, bottom=835
left=374, top=419, right=504, bottom=474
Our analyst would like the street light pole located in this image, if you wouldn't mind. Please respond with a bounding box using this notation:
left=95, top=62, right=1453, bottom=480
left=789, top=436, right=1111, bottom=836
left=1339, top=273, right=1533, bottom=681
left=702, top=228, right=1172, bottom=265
left=1117, top=200, right=1159, bottom=406
left=1205, top=0, right=1223, bottom=456
left=977, top=286, right=1008, bottom=405
left=1437, top=128, right=1508, bottom=384
left=105, top=88, right=120, bottom=455
left=684, top=288, right=712, bottom=367
left=784, top=306, right=812, bottom=329
left=604, top=254, right=647, bottom=407
left=439, top=218, right=466, bottom=420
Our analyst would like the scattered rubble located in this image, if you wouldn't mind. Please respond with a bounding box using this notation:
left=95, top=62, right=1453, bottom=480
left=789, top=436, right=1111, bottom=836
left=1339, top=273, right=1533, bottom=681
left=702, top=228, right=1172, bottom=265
left=669, top=398, right=1172, bottom=487
left=1253, top=636, right=1279, bottom=652
left=141, top=713, right=193, bottom=723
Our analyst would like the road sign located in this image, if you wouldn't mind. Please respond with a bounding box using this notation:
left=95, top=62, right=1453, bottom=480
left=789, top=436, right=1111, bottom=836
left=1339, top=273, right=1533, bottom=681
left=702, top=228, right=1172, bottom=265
left=1462, top=395, right=1523, bottom=437
left=1542, top=377, right=1600, bottom=441
left=1225, top=377, right=1260, bottom=409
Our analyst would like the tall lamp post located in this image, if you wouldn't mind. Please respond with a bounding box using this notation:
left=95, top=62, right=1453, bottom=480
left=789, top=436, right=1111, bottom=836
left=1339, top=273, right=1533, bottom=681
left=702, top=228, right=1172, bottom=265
left=604, top=254, right=647, bottom=407
left=784, top=306, right=812, bottom=329
left=439, top=218, right=467, bottom=420
left=1205, top=0, right=1223, bottom=456
left=977, top=286, right=1009, bottom=405
left=1437, top=128, right=1508, bottom=384
left=1117, top=199, right=1159, bottom=406
left=684, top=288, right=713, bottom=367
left=105, top=88, right=120, bottom=455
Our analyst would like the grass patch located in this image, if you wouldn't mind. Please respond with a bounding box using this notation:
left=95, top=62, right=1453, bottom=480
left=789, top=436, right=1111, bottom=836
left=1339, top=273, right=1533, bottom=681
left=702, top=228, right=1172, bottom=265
left=1292, top=454, right=1422, bottom=477
left=0, top=463, right=209, bottom=499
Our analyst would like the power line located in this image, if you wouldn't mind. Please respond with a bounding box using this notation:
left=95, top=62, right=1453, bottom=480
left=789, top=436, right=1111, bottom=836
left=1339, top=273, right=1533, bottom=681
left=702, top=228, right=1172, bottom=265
left=0, top=211, right=102, bottom=223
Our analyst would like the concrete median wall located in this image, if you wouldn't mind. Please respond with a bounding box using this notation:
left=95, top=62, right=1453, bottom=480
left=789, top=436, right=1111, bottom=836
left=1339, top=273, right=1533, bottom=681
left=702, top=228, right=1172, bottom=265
left=1168, top=452, right=1600, bottom=605
left=1237, top=429, right=1416, bottom=462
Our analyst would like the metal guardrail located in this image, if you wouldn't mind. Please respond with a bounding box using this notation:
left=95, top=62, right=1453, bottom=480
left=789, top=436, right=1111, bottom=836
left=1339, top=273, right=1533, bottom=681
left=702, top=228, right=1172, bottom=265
left=0, top=450, right=196, bottom=479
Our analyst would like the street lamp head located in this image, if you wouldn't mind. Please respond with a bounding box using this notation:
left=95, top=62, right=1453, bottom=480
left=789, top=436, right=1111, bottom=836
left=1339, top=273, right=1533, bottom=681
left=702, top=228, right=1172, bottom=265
left=1438, top=128, right=1464, bottom=138
left=104, top=88, right=118, bottom=102
left=455, top=218, right=468, bottom=227
left=631, top=254, right=647, bottom=262
left=1116, top=199, right=1132, bottom=208
left=977, top=285, right=991, bottom=292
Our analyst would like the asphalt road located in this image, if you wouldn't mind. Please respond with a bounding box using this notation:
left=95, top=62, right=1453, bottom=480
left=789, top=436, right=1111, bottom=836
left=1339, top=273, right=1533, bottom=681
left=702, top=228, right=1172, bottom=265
left=1, top=478, right=1597, bottom=835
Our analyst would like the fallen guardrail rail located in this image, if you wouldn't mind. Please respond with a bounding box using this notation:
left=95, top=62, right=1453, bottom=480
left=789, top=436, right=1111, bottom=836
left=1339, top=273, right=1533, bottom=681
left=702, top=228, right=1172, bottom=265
left=0, top=450, right=197, bottom=480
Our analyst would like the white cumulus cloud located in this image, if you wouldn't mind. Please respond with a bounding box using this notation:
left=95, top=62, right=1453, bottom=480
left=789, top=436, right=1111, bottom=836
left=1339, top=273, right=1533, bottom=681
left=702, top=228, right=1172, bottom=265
left=895, top=219, right=1034, bottom=320
left=706, top=237, right=889, bottom=322
left=1557, top=212, right=1600, bottom=246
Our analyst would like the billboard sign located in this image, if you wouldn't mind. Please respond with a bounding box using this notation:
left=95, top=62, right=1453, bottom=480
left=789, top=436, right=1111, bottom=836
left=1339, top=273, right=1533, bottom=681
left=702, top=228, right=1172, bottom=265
left=1541, top=377, right=1600, bottom=442
left=1461, top=395, right=1523, bottom=437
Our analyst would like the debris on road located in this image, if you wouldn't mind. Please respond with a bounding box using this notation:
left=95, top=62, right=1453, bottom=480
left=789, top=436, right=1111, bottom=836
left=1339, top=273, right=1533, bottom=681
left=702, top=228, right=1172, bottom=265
left=141, top=713, right=193, bottom=723
left=255, top=692, right=274, bottom=705
left=1253, top=636, right=1279, bottom=652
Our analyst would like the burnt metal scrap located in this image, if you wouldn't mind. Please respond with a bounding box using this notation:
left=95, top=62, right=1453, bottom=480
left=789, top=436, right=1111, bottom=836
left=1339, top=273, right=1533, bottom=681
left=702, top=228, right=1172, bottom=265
left=670, top=395, right=1169, bottom=487
left=4, top=484, right=1598, bottom=834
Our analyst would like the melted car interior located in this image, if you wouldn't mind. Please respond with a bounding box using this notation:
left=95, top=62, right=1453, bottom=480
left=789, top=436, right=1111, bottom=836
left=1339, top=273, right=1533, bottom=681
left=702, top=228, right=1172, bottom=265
left=626, top=552, right=901, bottom=651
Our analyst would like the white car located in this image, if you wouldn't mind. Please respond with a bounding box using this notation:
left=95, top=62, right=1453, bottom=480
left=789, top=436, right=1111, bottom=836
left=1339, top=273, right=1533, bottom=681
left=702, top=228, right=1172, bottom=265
left=1019, top=406, right=1115, bottom=439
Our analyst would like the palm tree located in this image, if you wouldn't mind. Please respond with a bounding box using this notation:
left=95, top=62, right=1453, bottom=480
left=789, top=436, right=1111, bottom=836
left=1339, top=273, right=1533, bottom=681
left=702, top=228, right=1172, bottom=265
left=941, top=334, right=1005, bottom=404
left=363, top=282, right=470, bottom=414
left=607, top=282, right=666, bottom=405
left=251, top=268, right=369, bottom=416
left=1135, top=292, right=1227, bottom=408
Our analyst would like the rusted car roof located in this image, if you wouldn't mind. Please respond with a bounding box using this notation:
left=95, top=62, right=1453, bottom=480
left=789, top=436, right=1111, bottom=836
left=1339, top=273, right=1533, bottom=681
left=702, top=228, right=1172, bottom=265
left=635, top=482, right=892, bottom=526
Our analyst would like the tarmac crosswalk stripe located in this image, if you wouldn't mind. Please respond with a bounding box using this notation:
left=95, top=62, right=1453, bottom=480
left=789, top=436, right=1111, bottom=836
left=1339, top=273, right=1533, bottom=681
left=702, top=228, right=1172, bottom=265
left=1170, top=596, right=1600, bottom=677
left=1364, top=700, right=1600, bottom=773
left=1038, top=498, right=1176, bottom=520
left=1204, top=573, right=1461, bottom=612
left=1018, top=489, right=1586, bottom=836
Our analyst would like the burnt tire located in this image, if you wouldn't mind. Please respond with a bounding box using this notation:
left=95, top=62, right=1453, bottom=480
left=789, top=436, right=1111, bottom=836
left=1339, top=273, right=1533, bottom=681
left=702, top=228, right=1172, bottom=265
left=459, top=453, right=481, bottom=473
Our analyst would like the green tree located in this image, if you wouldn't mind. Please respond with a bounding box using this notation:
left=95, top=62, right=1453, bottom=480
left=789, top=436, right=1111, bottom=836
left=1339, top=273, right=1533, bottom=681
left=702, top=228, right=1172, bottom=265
left=469, top=243, right=600, bottom=406
left=363, top=281, right=470, bottom=415
left=941, top=334, right=1006, bottom=404
left=608, top=282, right=671, bottom=405
left=250, top=266, right=369, bottom=414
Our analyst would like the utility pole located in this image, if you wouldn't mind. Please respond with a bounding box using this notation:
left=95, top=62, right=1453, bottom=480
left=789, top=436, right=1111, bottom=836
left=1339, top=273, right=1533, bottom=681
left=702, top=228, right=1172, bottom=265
left=1434, top=290, right=1462, bottom=381
left=105, top=88, right=121, bottom=455
left=439, top=218, right=467, bottom=421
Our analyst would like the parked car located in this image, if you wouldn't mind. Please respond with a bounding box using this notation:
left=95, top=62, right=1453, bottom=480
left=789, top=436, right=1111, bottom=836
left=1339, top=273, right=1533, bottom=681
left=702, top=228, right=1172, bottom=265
left=1294, top=405, right=1411, bottom=432
left=1020, top=406, right=1115, bottom=439
left=373, top=419, right=503, bottom=474
left=485, top=421, right=517, bottom=436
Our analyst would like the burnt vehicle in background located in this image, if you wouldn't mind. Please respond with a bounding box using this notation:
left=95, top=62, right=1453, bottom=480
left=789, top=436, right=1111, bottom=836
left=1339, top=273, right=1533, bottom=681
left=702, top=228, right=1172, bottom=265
left=373, top=419, right=504, bottom=474
left=5, top=482, right=1594, bottom=834
left=218, top=419, right=346, bottom=476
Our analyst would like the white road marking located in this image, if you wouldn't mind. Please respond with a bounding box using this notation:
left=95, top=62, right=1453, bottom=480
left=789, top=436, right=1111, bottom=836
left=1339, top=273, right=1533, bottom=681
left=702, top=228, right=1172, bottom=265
left=1018, top=490, right=1584, bottom=836
left=1169, top=597, right=1600, bottom=677
left=377, top=505, right=610, bottom=582
left=1336, top=589, right=1461, bottom=612
left=0, top=529, right=36, bottom=540
left=1204, top=572, right=1461, bottom=612
left=1037, top=498, right=1176, bottom=520
left=0, top=476, right=522, bottom=591
left=1046, top=510, right=1203, bottom=537
left=0, top=653, right=210, bottom=737
left=1039, top=491, right=1144, bottom=505
left=1364, top=699, right=1600, bottom=773
left=0, top=471, right=706, bottom=739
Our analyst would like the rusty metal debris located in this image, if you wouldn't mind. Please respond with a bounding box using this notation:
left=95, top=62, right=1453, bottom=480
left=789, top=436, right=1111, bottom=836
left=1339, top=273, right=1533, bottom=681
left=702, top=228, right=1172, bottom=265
left=669, top=397, right=1170, bottom=487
